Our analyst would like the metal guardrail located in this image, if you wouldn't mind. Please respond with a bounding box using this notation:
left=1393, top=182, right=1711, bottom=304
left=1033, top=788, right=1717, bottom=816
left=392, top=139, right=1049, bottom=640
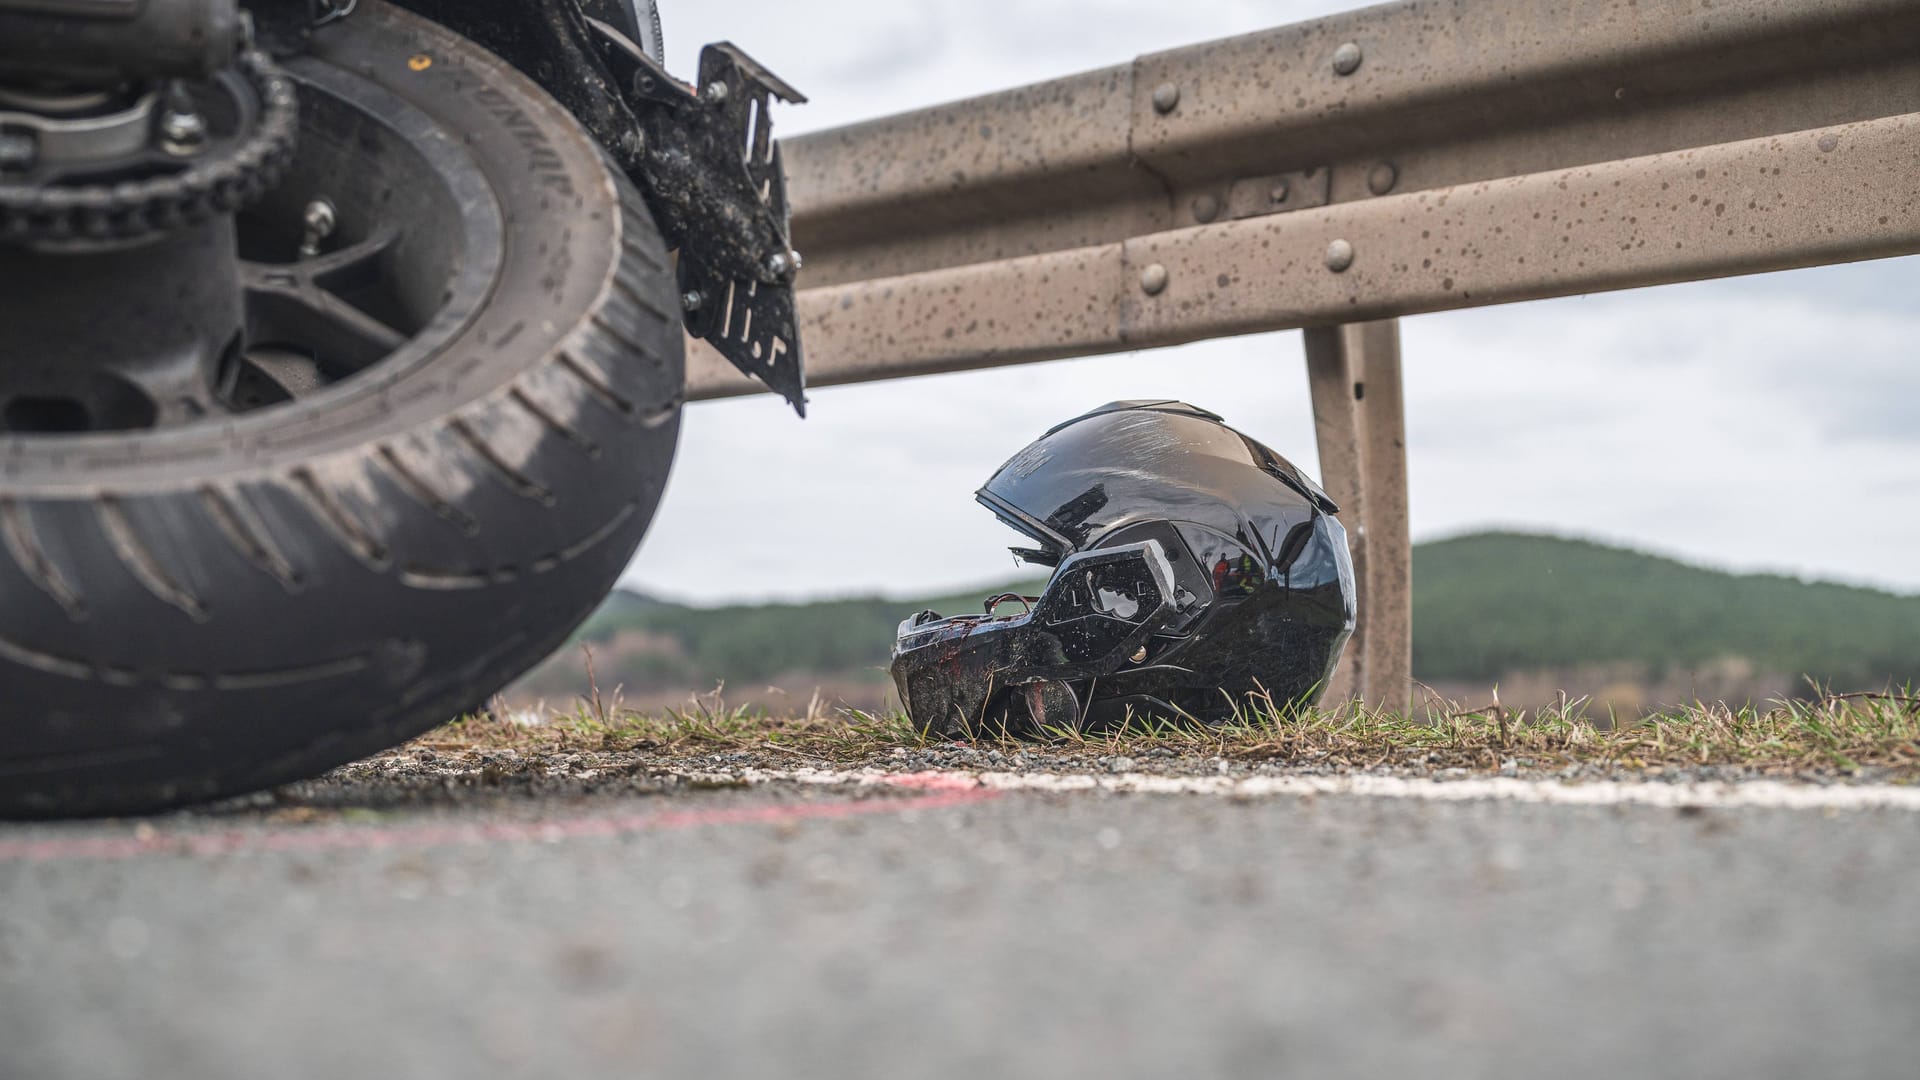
left=683, top=0, right=1920, bottom=706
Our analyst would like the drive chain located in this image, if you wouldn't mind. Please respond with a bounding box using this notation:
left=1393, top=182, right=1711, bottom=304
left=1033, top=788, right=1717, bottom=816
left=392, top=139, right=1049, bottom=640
left=0, top=49, right=297, bottom=246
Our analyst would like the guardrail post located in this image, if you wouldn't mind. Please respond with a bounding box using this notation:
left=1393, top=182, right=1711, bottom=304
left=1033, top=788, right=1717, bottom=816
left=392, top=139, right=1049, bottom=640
left=1304, top=320, right=1412, bottom=713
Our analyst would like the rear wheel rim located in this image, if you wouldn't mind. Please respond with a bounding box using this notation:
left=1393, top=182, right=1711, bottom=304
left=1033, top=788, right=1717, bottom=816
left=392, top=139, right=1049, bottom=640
left=0, top=46, right=506, bottom=434
left=228, top=51, right=505, bottom=416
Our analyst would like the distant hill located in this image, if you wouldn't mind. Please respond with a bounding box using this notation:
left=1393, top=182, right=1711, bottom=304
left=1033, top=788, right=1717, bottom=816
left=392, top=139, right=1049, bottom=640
left=516, top=532, right=1920, bottom=707
left=1411, top=532, right=1920, bottom=686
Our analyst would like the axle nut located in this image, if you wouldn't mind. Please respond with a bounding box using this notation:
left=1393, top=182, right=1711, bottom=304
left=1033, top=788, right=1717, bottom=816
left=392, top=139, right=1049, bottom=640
left=159, top=109, right=208, bottom=155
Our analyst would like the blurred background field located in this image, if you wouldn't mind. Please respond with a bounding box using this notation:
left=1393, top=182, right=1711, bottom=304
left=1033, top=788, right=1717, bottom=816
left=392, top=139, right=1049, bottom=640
left=510, top=531, right=1920, bottom=718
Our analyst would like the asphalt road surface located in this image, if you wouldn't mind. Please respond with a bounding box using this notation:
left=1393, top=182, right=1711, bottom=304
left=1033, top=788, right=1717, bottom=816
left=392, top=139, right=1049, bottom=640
left=3, top=766, right=1917, bottom=1079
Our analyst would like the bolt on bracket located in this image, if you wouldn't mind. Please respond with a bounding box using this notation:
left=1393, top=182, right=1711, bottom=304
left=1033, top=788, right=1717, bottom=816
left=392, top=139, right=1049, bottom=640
left=1222, top=165, right=1331, bottom=220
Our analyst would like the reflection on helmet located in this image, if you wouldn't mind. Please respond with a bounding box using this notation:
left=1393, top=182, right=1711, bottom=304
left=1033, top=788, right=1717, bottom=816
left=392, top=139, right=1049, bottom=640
left=890, top=401, right=1356, bottom=737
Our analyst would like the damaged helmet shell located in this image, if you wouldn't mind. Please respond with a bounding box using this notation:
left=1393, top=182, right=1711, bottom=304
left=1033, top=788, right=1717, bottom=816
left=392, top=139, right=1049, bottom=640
left=890, top=401, right=1355, bottom=737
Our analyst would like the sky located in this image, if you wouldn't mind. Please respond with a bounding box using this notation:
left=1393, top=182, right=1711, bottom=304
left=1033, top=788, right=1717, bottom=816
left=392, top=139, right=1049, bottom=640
left=618, top=0, right=1920, bottom=605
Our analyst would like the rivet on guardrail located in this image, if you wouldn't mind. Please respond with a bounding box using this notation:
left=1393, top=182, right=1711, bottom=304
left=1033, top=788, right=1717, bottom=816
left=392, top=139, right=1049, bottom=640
left=1324, top=239, right=1354, bottom=272
left=1151, top=82, right=1181, bottom=114
left=1367, top=162, right=1398, bottom=195
left=1332, top=42, right=1363, bottom=76
left=1191, top=194, right=1220, bottom=223
left=1139, top=263, right=1170, bottom=295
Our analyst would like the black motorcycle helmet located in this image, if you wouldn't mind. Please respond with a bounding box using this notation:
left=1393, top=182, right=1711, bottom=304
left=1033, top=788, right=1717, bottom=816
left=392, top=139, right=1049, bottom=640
left=890, top=401, right=1355, bottom=736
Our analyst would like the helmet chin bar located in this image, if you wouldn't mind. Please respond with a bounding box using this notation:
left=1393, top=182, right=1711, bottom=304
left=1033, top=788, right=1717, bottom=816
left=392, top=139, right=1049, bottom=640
left=890, top=541, right=1182, bottom=736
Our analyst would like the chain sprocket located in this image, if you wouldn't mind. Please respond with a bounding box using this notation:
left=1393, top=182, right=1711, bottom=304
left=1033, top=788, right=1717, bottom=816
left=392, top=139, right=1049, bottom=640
left=0, top=49, right=296, bottom=246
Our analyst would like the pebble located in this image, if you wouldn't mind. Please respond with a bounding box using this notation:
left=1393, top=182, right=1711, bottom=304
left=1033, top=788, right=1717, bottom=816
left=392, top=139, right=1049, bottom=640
left=1109, top=757, right=1135, bottom=773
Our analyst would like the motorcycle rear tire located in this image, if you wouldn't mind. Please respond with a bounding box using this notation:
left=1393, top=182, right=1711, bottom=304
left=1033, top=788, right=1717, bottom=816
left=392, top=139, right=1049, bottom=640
left=0, top=1, right=684, bottom=817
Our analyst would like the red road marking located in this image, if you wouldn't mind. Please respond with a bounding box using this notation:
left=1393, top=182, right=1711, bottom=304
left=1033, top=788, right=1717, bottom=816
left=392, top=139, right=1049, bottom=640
left=0, top=782, right=999, bottom=864
left=881, top=770, right=990, bottom=791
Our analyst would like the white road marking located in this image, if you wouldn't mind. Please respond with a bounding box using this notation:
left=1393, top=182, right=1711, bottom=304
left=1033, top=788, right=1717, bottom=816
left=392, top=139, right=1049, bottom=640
left=713, top=767, right=1920, bottom=812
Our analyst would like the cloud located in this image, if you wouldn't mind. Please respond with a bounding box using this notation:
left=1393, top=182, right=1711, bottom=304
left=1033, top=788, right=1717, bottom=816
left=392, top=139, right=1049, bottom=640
left=1396, top=263, right=1920, bottom=592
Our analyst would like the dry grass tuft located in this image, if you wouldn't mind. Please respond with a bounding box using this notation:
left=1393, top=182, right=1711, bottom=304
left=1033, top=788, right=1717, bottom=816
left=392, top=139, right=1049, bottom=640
left=420, top=682, right=1920, bottom=778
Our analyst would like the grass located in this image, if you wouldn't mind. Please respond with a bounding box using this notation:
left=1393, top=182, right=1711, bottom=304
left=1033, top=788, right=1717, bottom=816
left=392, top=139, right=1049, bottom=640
left=415, top=680, right=1920, bottom=779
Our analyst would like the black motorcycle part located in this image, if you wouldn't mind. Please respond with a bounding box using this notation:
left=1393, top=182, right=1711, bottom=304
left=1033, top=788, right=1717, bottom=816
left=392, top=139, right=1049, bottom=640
left=386, top=0, right=810, bottom=414
left=577, top=0, right=663, bottom=63
left=595, top=33, right=808, bottom=414
left=0, top=0, right=684, bottom=817
left=0, top=0, right=243, bottom=84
